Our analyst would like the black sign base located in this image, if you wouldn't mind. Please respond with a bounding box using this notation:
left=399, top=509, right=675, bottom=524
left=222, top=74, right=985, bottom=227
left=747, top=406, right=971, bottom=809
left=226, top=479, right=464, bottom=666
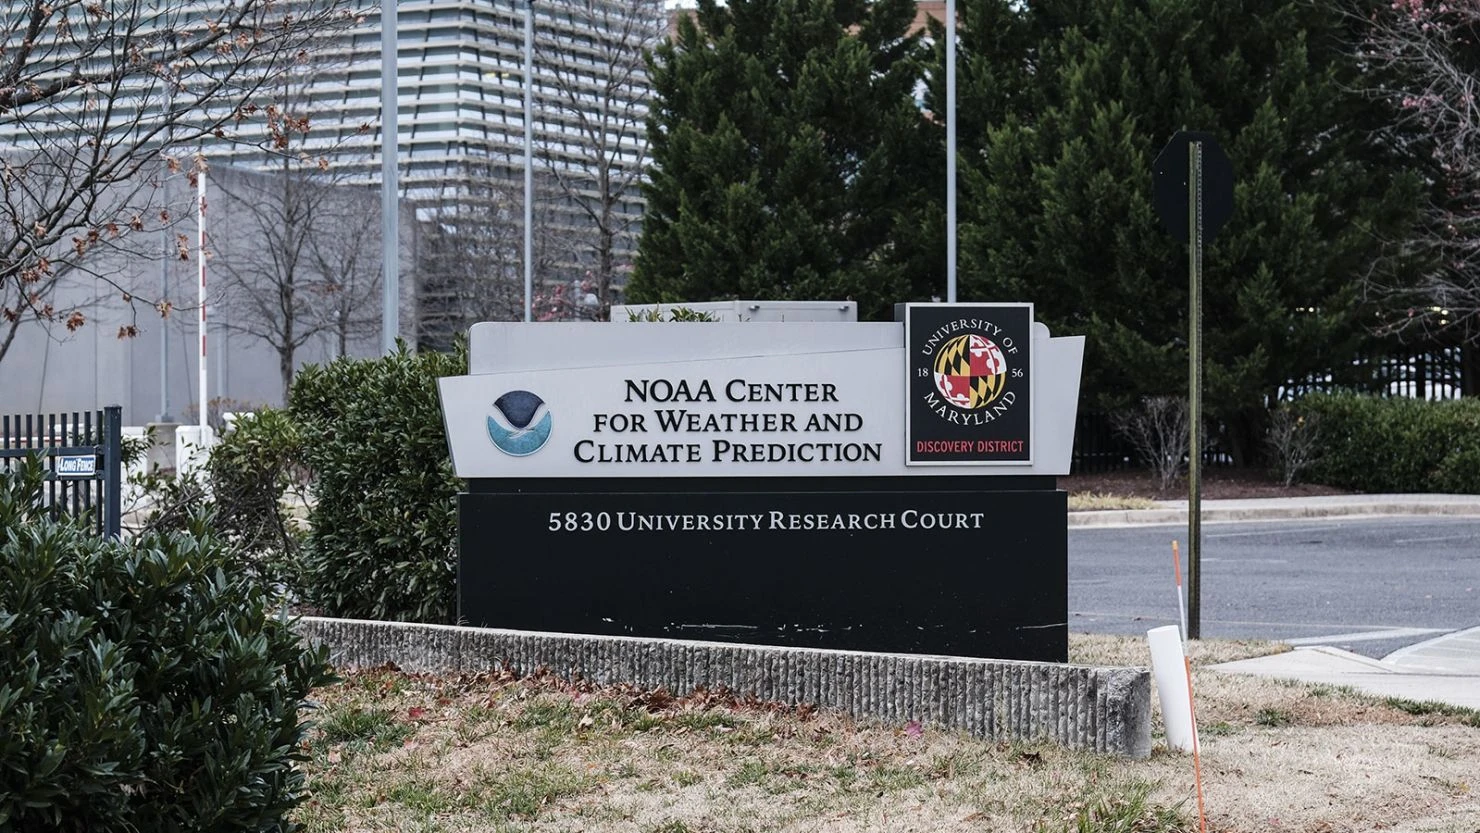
left=459, top=477, right=1066, bottom=662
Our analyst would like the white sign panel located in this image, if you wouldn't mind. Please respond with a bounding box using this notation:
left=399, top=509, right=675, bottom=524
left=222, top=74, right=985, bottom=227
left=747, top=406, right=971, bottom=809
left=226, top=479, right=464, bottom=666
left=55, top=455, right=97, bottom=477
left=440, top=322, right=1085, bottom=479
left=442, top=350, right=901, bottom=478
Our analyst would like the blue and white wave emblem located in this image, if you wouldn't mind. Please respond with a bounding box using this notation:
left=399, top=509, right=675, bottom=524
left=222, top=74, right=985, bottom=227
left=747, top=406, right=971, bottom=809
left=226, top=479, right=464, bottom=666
left=487, top=390, right=553, bottom=457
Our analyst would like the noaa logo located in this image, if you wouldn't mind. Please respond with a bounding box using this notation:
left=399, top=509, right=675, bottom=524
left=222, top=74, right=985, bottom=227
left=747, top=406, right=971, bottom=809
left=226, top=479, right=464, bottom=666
left=933, top=333, right=1009, bottom=409
left=487, top=390, right=553, bottom=457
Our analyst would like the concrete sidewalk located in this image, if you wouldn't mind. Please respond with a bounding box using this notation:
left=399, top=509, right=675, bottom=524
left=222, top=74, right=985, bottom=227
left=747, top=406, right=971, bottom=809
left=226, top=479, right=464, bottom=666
left=1069, top=493, right=1480, bottom=527
left=1210, top=626, right=1480, bottom=711
left=1071, top=494, right=1480, bottom=709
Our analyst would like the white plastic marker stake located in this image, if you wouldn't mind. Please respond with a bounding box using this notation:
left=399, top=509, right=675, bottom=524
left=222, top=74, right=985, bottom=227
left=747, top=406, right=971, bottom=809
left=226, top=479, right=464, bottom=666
left=1147, top=625, right=1209, bottom=829
left=1147, top=625, right=1197, bottom=752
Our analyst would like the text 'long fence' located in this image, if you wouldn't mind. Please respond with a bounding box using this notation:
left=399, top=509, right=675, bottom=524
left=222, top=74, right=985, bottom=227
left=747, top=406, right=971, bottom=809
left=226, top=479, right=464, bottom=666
left=0, top=405, right=121, bottom=538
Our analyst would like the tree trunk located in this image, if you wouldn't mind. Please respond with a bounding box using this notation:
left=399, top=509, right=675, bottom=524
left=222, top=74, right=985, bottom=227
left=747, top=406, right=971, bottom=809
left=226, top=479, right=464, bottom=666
left=598, top=224, right=615, bottom=307
left=0, top=305, right=21, bottom=366
left=280, top=286, right=296, bottom=400
left=1223, top=408, right=1267, bottom=470
left=280, top=343, right=295, bottom=403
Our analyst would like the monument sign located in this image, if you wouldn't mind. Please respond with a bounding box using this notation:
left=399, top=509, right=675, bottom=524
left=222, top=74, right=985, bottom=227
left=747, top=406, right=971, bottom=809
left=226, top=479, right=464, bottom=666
left=439, top=305, right=1084, bottom=661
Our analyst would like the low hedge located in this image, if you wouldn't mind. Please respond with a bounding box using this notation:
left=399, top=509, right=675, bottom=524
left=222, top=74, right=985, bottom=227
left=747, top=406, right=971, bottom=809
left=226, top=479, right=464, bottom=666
left=288, top=341, right=466, bottom=623
left=208, top=407, right=306, bottom=590
left=1292, top=393, right=1480, bottom=493
left=0, top=459, right=333, bottom=831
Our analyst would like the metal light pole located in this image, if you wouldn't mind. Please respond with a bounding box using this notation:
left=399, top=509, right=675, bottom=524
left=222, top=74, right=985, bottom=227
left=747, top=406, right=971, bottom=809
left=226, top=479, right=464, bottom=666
left=197, top=168, right=208, bottom=432
left=158, top=32, right=177, bottom=421
left=945, top=0, right=957, bottom=304
left=158, top=191, right=172, bottom=421
left=381, top=0, right=399, bottom=354
left=523, top=0, right=535, bottom=323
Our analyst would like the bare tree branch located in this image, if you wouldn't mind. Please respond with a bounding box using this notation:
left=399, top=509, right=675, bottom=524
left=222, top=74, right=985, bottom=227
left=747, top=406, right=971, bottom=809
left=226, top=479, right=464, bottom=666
left=534, top=0, right=664, bottom=313
left=1355, top=0, right=1480, bottom=346
left=0, top=0, right=356, bottom=366
left=212, top=140, right=380, bottom=397
left=415, top=155, right=580, bottom=345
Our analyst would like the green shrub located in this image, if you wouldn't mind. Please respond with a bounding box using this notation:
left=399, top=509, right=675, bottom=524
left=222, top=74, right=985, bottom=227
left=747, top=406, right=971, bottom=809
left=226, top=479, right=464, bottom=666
left=623, top=305, right=720, bottom=322
left=121, top=425, right=213, bottom=540
left=0, top=459, right=334, bottom=831
left=289, top=341, right=466, bottom=623
left=1433, top=445, right=1480, bottom=494
left=208, top=408, right=308, bottom=590
left=1292, top=393, right=1480, bottom=493
left=125, top=462, right=212, bottom=537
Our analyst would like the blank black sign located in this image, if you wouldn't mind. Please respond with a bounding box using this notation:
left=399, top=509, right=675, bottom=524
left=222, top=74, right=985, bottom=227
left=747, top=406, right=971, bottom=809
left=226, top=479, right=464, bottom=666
left=1153, top=130, right=1234, bottom=243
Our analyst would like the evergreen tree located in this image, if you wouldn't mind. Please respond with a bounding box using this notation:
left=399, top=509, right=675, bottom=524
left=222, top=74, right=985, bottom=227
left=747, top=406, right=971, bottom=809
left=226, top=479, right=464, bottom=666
left=950, top=0, right=1421, bottom=460
left=1358, top=0, right=1480, bottom=389
left=630, top=0, right=935, bottom=319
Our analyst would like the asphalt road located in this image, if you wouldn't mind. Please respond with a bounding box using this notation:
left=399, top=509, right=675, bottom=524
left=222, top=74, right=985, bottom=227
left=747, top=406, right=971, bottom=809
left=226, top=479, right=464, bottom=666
left=1069, top=516, right=1480, bottom=658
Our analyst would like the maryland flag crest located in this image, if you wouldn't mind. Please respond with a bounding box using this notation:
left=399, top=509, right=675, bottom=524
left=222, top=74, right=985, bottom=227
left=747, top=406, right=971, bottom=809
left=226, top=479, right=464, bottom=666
left=931, top=334, right=1008, bottom=409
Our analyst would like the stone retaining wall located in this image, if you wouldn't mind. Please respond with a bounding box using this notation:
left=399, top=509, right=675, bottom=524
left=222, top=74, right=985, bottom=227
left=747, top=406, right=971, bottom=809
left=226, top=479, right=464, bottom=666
left=297, top=617, right=1152, bottom=758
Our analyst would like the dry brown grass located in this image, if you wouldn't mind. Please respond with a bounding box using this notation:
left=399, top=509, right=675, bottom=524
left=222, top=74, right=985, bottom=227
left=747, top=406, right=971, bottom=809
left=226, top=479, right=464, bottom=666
left=295, top=635, right=1480, bottom=833
left=1068, top=632, right=1291, bottom=669
left=1066, top=492, right=1159, bottom=511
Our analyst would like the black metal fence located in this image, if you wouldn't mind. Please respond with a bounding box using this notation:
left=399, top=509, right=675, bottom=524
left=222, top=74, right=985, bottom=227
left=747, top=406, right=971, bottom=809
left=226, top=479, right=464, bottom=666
left=1283, top=346, right=1468, bottom=402
left=1070, top=411, right=1134, bottom=474
left=1072, top=346, right=1470, bottom=474
left=1070, top=412, right=1239, bottom=475
left=0, top=405, right=122, bottom=538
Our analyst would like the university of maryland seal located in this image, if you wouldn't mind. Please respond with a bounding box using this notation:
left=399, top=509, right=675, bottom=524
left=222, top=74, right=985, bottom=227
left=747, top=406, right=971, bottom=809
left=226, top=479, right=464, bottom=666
left=905, top=303, right=1033, bottom=465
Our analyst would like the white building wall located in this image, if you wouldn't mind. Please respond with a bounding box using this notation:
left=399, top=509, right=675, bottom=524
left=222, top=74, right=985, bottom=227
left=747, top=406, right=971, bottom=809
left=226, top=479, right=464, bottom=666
left=0, top=250, right=384, bottom=426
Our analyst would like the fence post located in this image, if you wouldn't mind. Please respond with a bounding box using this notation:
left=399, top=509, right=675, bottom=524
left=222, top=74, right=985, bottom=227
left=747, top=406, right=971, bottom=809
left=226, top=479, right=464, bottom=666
left=104, top=405, right=121, bottom=539
left=1464, top=345, right=1479, bottom=398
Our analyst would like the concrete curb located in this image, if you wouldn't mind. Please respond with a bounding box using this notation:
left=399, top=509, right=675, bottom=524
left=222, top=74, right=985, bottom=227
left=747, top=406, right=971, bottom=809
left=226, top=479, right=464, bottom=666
left=1069, top=497, right=1480, bottom=527
left=296, top=617, right=1153, bottom=758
